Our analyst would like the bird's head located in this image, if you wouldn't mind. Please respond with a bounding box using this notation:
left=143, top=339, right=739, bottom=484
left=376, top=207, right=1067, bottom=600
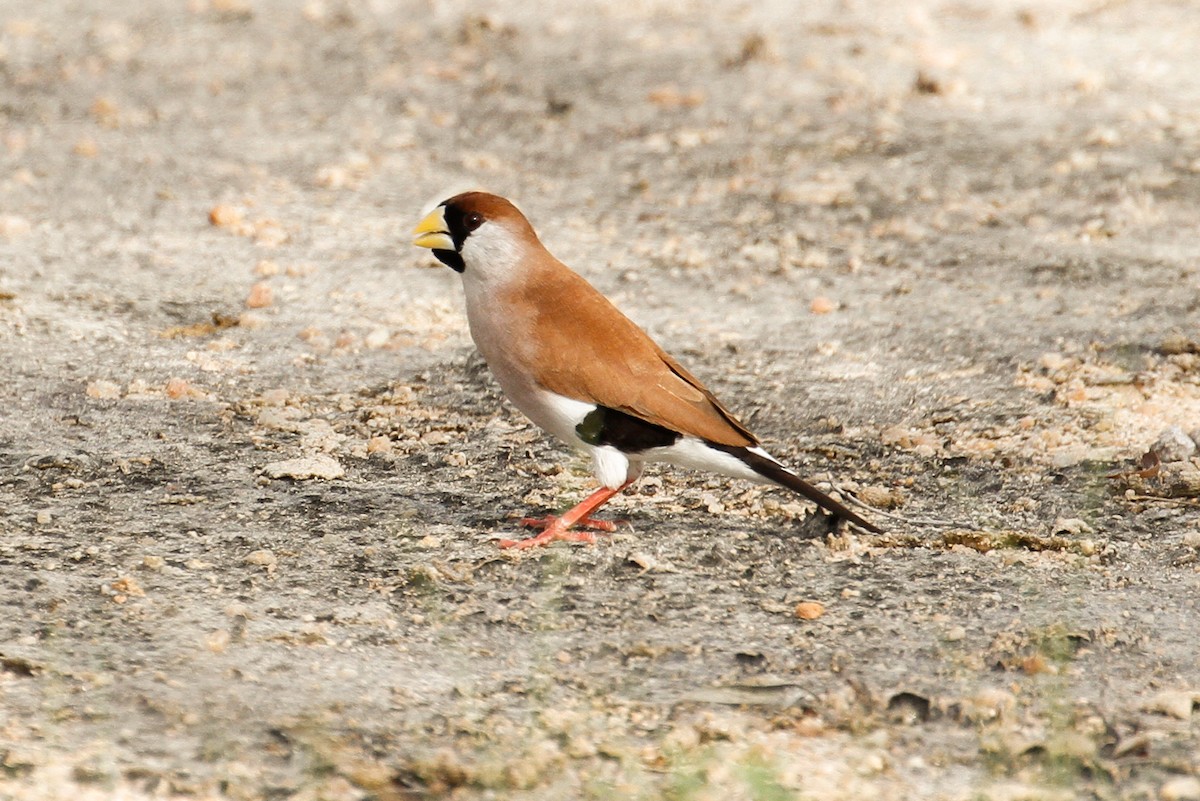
left=412, top=191, right=536, bottom=279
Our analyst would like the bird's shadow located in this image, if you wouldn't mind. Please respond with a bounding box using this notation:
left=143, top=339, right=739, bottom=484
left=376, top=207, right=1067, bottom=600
left=791, top=511, right=846, bottom=540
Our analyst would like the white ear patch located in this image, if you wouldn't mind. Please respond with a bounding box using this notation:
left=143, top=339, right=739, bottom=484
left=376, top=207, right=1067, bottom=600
left=459, top=221, right=522, bottom=281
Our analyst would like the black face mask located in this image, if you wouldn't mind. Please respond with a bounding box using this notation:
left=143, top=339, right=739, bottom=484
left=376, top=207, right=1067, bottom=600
left=432, top=249, right=465, bottom=272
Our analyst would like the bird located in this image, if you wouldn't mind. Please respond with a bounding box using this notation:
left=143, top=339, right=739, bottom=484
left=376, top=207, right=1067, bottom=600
left=412, top=191, right=881, bottom=548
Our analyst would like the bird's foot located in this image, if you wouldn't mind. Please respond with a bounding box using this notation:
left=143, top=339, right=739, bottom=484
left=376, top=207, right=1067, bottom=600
left=498, top=522, right=599, bottom=550
left=499, top=481, right=634, bottom=549
left=517, top=515, right=624, bottom=533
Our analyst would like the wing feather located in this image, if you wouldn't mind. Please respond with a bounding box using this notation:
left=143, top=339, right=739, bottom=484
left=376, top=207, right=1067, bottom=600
left=519, top=265, right=757, bottom=448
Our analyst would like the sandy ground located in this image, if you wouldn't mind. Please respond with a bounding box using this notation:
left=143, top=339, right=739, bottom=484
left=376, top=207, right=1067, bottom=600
left=2, top=0, right=1200, bottom=798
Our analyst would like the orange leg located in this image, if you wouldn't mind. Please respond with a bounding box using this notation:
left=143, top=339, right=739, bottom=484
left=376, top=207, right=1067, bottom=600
left=499, top=480, right=634, bottom=550
left=517, top=514, right=624, bottom=533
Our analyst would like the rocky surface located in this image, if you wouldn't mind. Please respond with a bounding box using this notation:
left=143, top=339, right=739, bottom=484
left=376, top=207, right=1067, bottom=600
left=2, top=1, right=1200, bottom=798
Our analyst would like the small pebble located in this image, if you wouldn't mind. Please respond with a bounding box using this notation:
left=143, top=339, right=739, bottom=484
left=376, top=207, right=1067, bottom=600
left=209, top=204, right=243, bottom=228
left=364, top=328, right=390, bottom=349
left=238, top=312, right=266, bottom=329
left=1152, top=426, right=1197, bottom=463
left=253, top=220, right=287, bottom=247
left=258, top=388, right=289, bottom=406
left=285, top=263, right=316, bottom=277
left=794, top=601, right=825, bottom=620
left=1161, top=776, right=1200, bottom=801
left=244, top=549, right=278, bottom=573
left=73, top=138, right=98, bottom=157
left=206, top=629, right=231, bottom=653
left=86, top=380, right=122, bottom=400
left=366, top=435, right=393, bottom=455
left=857, top=485, right=903, bottom=509
left=0, top=214, right=31, bottom=239
left=1145, top=690, right=1197, bottom=720
left=111, top=576, right=145, bottom=598
left=1040, top=352, right=1072, bottom=372
left=246, top=281, right=274, bottom=309
left=165, top=377, right=202, bottom=399
left=1160, top=333, right=1193, bottom=355
left=810, top=296, right=836, bottom=315
left=860, top=752, right=886, bottom=774
left=962, top=688, right=1015, bottom=722
left=1053, top=517, right=1094, bottom=536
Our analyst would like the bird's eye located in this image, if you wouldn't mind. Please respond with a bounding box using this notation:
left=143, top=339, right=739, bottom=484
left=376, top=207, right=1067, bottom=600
left=464, top=212, right=484, bottom=231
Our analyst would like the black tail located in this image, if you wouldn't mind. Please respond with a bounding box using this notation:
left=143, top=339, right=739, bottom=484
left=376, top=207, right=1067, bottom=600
left=713, top=444, right=883, bottom=533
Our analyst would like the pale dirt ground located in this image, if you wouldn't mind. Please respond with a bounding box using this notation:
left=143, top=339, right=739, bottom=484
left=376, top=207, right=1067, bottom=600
left=2, top=0, right=1200, bottom=799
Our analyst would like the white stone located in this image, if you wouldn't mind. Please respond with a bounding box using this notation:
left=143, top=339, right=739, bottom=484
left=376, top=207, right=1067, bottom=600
left=1152, top=426, right=1197, bottom=463
left=263, top=454, right=345, bottom=480
left=1161, top=776, right=1200, bottom=801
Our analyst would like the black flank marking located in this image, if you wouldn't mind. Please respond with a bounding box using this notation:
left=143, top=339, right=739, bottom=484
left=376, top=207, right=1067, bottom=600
left=707, top=442, right=883, bottom=533
left=576, top=407, right=679, bottom=453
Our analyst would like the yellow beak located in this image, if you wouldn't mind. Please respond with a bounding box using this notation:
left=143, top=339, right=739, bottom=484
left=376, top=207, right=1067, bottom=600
left=412, top=206, right=455, bottom=250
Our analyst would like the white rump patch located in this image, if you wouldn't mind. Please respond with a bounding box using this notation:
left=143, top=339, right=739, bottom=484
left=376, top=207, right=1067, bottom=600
left=636, top=437, right=775, bottom=484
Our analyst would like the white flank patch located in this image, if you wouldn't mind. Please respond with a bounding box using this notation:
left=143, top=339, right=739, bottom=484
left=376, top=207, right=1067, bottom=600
left=636, top=437, right=772, bottom=484
left=495, top=389, right=633, bottom=489
left=533, top=394, right=634, bottom=489
left=521, top=390, right=595, bottom=447
left=487, top=384, right=783, bottom=492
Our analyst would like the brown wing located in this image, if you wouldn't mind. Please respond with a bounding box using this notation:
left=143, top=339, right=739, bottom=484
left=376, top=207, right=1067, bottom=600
left=517, top=262, right=757, bottom=448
